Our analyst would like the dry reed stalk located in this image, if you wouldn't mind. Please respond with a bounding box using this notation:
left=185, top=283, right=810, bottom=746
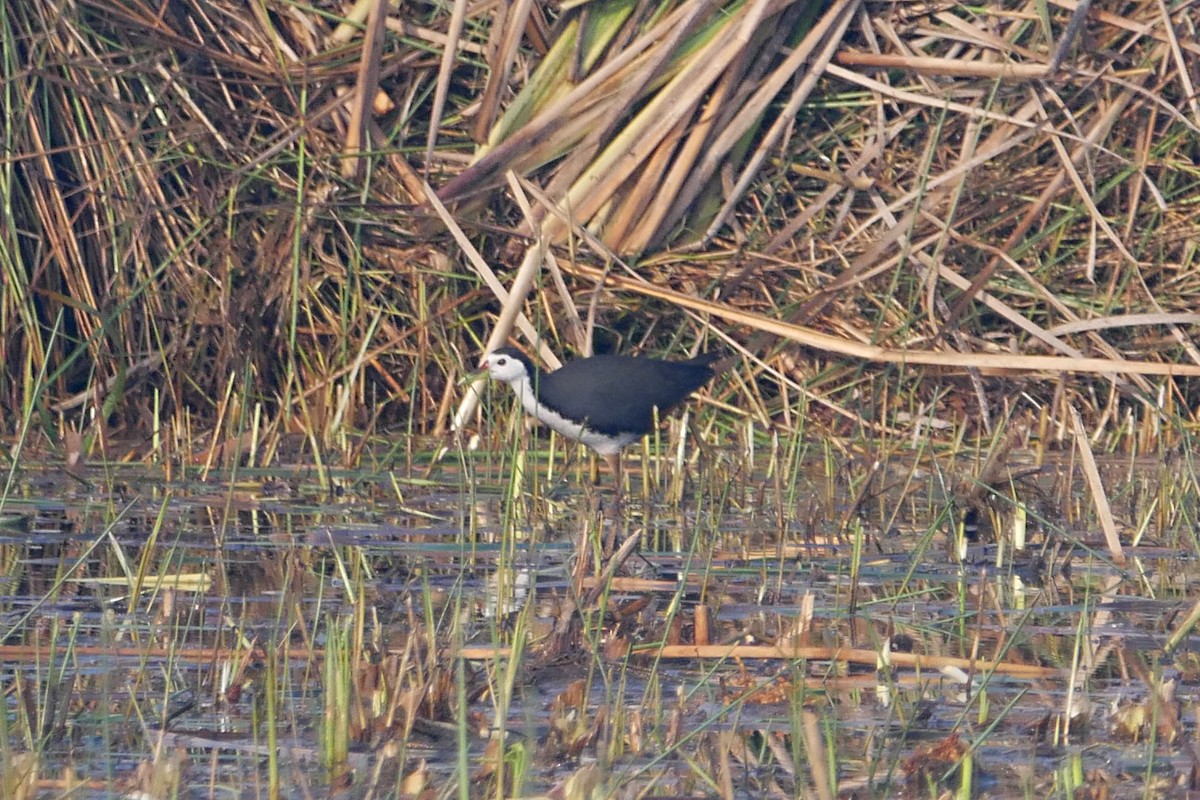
left=3, top=0, right=1198, bottom=452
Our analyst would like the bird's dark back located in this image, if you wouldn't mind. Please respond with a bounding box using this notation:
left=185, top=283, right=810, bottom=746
left=537, top=353, right=719, bottom=435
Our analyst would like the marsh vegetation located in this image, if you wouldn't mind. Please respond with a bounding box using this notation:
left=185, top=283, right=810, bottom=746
left=3, top=0, right=1200, bottom=796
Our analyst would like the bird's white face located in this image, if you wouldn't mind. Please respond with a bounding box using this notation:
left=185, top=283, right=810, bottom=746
left=482, top=351, right=530, bottom=385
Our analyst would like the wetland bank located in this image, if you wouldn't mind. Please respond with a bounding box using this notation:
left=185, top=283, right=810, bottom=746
left=5, top=0, right=1200, bottom=797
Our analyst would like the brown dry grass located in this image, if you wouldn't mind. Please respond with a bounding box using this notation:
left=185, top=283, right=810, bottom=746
left=3, top=0, right=1198, bottom=461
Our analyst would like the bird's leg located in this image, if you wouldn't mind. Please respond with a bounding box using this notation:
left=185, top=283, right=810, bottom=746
left=603, top=452, right=624, bottom=553
left=606, top=453, right=623, bottom=501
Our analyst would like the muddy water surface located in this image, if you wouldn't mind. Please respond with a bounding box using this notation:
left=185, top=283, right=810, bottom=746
left=1, top=450, right=1197, bottom=798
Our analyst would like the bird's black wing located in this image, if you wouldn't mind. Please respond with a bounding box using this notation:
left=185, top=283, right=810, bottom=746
left=537, top=355, right=716, bottom=435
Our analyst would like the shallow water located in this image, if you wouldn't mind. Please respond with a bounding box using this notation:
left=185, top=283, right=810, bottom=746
left=2, top=448, right=1199, bottom=798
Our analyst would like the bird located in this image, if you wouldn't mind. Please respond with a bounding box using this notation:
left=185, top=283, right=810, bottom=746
left=481, top=346, right=723, bottom=490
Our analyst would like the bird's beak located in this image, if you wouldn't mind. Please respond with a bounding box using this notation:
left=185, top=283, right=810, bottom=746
left=455, top=355, right=490, bottom=387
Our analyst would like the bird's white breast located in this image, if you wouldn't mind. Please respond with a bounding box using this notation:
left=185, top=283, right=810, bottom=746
left=508, top=375, right=637, bottom=455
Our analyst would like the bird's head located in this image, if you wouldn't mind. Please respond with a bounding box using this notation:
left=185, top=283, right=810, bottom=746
left=481, top=347, right=533, bottom=385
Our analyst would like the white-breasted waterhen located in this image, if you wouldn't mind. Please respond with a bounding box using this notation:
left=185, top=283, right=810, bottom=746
left=482, top=346, right=723, bottom=489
